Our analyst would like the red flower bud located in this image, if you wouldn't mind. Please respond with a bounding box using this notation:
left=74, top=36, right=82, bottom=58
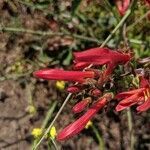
left=67, top=86, right=81, bottom=93
left=115, top=0, right=130, bottom=16
left=90, top=88, right=102, bottom=97
left=72, top=97, right=91, bottom=113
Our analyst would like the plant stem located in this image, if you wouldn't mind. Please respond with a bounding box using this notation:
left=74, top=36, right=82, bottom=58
left=129, top=39, right=147, bottom=45
left=127, top=108, right=134, bottom=150
left=50, top=138, right=59, bottom=150
left=0, top=25, right=145, bottom=48
left=91, top=125, right=105, bottom=150
left=100, top=9, right=131, bottom=47
left=0, top=27, right=146, bottom=47
left=0, top=70, right=33, bottom=81
left=0, top=26, right=99, bottom=43
left=33, top=93, right=72, bottom=150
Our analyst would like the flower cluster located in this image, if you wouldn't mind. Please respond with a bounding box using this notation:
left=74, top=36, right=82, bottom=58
left=34, top=47, right=135, bottom=140
left=31, top=126, right=57, bottom=139
left=31, top=128, right=42, bottom=138
left=57, top=93, right=113, bottom=141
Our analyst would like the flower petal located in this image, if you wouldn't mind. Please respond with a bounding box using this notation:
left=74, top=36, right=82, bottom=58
left=116, top=97, right=145, bottom=111
left=73, top=62, right=90, bottom=70
left=136, top=97, right=150, bottom=112
left=34, top=69, right=95, bottom=83
left=103, top=63, right=116, bottom=79
left=139, top=76, right=150, bottom=88
left=117, top=93, right=140, bottom=105
left=115, top=88, right=145, bottom=99
left=115, top=94, right=141, bottom=111
left=115, top=104, right=130, bottom=111
left=74, top=48, right=110, bottom=65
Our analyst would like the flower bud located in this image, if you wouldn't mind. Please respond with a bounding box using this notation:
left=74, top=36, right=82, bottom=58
left=90, top=88, right=102, bottom=97
left=72, top=97, right=91, bottom=113
left=67, top=85, right=81, bottom=93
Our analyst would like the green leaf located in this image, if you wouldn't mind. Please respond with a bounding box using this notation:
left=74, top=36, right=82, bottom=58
left=63, top=49, right=72, bottom=66
left=72, top=0, right=82, bottom=15
left=38, top=52, right=52, bottom=63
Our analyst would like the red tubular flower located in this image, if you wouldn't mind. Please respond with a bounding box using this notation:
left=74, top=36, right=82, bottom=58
left=74, top=48, right=130, bottom=67
left=33, top=69, right=95, bottom=83
left=57, top=93, right=113, bottom=141
left=116, top=76, right=150, bottom=112
left=72, top=97, right=91, bottom=113
left=115, top=0, right=130, bottom=16
left=73, top=47, right=131, bottom=81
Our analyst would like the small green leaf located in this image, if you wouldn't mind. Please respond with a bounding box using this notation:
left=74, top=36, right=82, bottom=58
left=72, top=0, right=82, bottom=15
left=63, top=49, right=72, bottom=66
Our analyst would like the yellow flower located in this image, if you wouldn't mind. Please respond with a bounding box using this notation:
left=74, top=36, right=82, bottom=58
left=49, top=126, right=57, bottom=139
left=85, top=121, right=93, bottom=129
left=55, top=81, right=65, bottom=90
left=31, top=128, right=42, bottom=138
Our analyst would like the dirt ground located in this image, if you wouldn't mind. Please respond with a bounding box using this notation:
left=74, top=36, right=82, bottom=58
left=0, top=0, right=150, bottom=150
